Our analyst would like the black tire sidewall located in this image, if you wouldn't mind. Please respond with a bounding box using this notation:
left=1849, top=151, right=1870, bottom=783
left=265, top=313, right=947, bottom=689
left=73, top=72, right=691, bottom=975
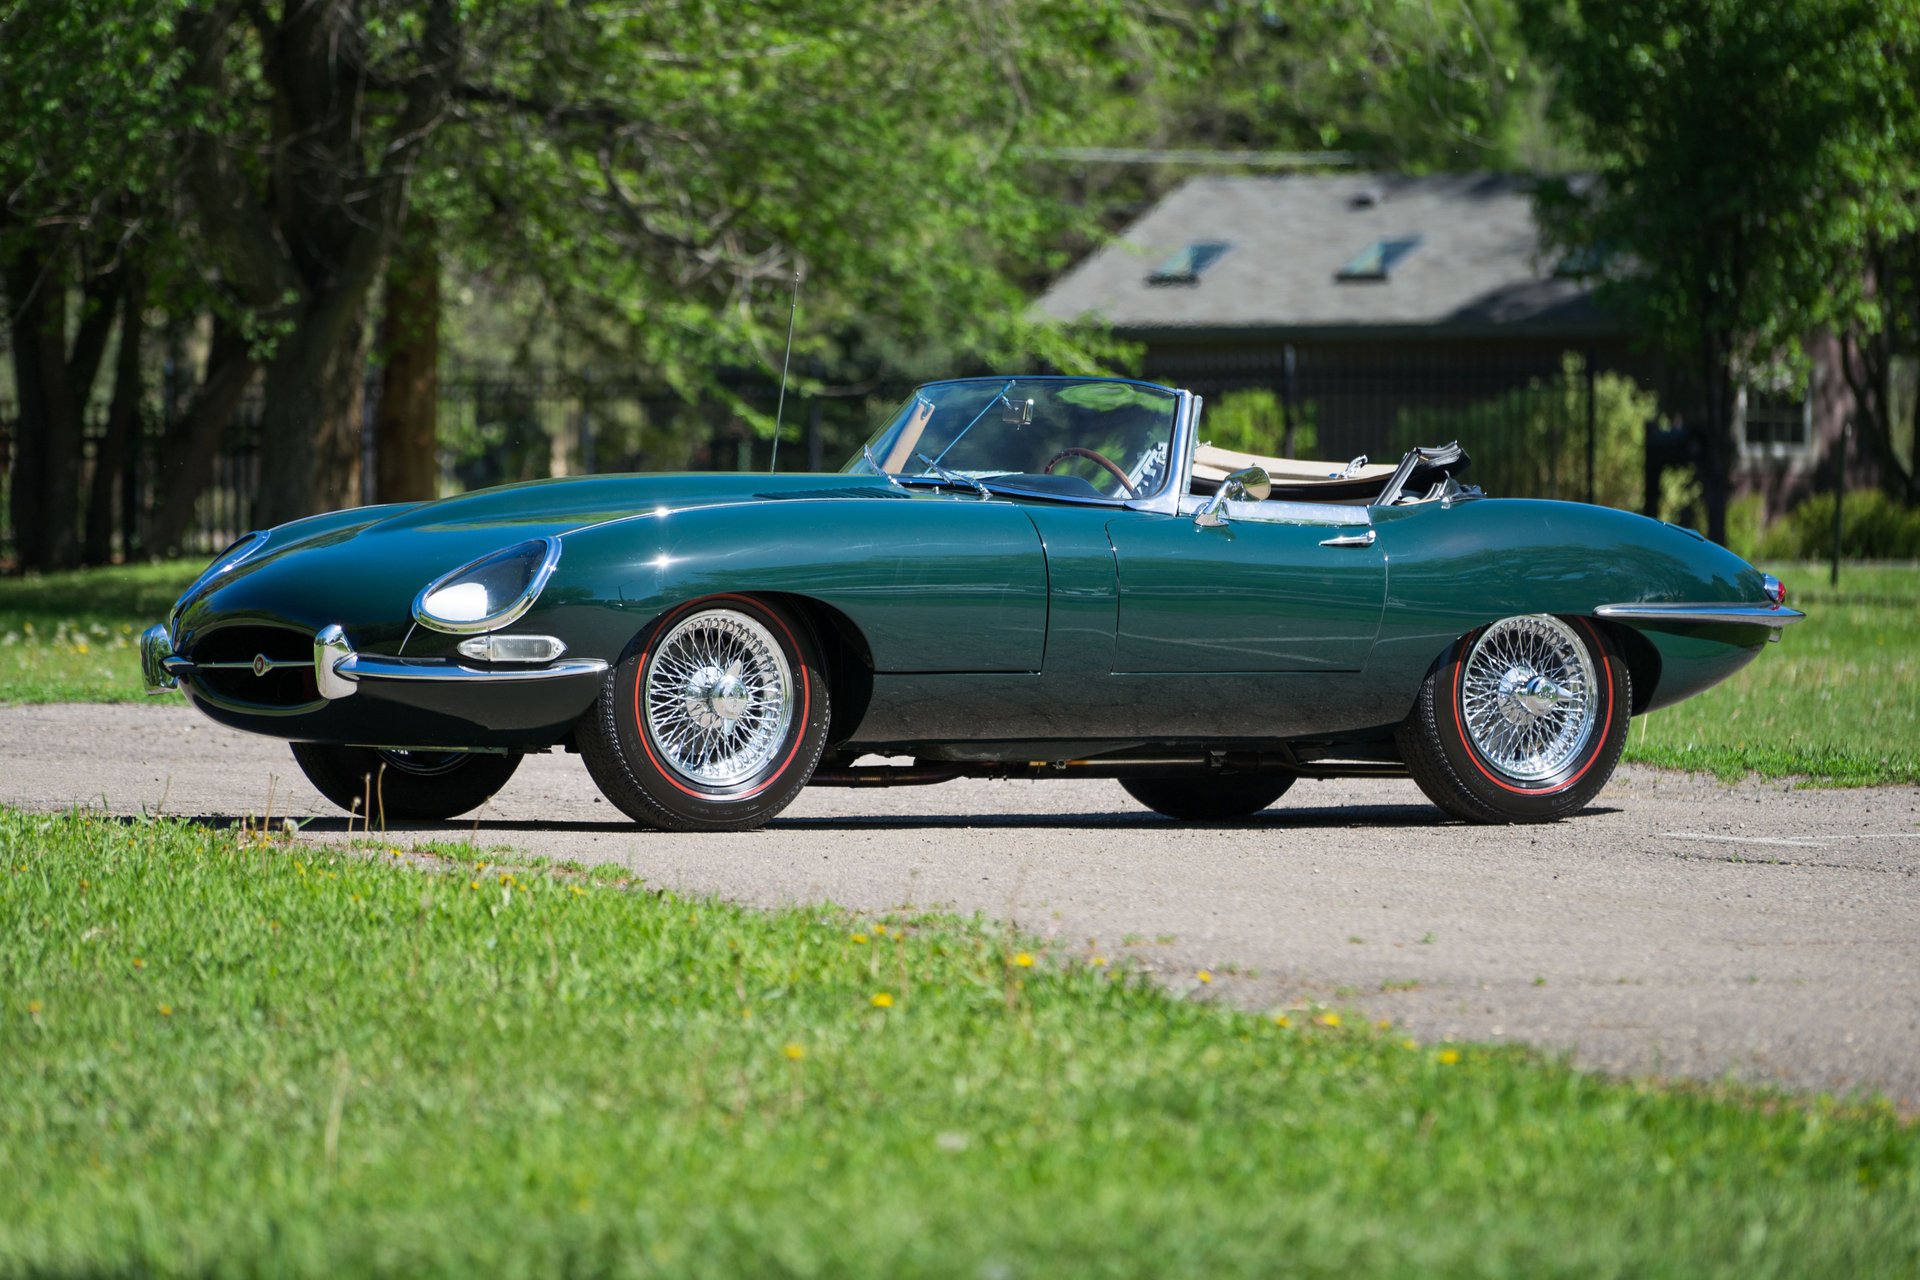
left=1429, top=615, right=1628, bottom=821
left=590, top=595, right=829, bottom=830
left=290, top=742, right=522, bottom=821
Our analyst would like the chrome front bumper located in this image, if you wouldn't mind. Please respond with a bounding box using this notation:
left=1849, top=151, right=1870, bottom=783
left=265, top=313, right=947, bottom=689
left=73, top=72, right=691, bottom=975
left=141, top=623, right=608, bottom=700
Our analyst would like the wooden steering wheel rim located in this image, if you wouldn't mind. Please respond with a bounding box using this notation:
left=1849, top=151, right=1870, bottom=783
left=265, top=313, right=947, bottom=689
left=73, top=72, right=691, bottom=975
left=1043, top=447, right=1139, bottom=497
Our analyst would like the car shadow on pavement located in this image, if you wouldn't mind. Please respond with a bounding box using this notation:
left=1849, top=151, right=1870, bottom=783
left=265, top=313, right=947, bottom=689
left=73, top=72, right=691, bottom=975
left=96, top=802, right=1618, bottom=836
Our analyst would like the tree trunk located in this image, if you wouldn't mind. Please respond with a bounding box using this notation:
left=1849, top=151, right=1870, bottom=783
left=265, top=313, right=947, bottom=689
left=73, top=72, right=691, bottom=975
left=373, top=215, right=441, bottom=504
left=85, top=273, right=145, bottom=565
left=3, top=241, right=82, bottom=570
left=254, top=291, right=373, bottom=527
left=148, top=321, right=259, bottom=557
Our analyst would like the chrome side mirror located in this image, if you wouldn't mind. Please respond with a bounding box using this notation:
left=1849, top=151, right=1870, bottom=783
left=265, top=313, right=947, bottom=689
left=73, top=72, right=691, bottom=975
left=1194, top=466, right=1271, bottom=528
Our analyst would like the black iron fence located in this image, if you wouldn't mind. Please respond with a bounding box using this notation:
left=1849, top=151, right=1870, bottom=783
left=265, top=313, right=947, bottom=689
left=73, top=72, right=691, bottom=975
left=2, top=347, right=1664, bottom=567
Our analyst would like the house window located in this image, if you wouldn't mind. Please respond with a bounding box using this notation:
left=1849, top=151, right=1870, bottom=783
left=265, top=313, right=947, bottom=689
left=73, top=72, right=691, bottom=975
left=1147, top=242, right=1230, bottom=286
left=1739, top=384, right=1811, bottom=455
left=1336, top=236, right=1422, bottom=282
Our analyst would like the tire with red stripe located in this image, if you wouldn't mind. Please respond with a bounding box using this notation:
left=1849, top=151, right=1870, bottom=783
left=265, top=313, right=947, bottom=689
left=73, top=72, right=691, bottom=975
left=579, top=595, right=830, bottom=832
left=1395, top=614, right=1629, bottom=824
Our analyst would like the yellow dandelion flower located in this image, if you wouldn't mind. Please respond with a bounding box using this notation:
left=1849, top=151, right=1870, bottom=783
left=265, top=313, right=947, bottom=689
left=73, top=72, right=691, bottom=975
left=1375, top=1019, right=1392, bottom=1030
left=27, top=1000, right=43, bottom=1015
left=870, top=992, right=894, bottom=1008
left=131, top=958, right=144, bottom=969
left=1438, top=1048, right=1461, bottom=1065
left=1014, top=952, right=1034, bottom=968
left=1316, top=1012, right=1341, bottom=1028
left=1091, top=955, right=1108, bottom=967
left=850, top=933, right=868, bottom=944
left=872, top=923, right=889, bottom=937
left=1401, top=1038, right=1418, bottom=1050
left=158, top=1004, right=173, bottom=1017
left=1197, top=969, right=1213, bottom=984
left=1272, top=1014, right=1291, bottom=1028
left=469, top=880, right=481, bottom=891
left=783, top=1043, right=806, bottom=1061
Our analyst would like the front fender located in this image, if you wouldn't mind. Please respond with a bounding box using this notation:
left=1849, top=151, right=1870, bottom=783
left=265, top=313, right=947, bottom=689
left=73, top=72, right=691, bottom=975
left=529, top=496, right=1050, bottom=674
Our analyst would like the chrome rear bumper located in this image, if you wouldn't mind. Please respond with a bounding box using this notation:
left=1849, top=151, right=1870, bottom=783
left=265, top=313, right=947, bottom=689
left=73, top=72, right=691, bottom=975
left=141, top=622, right=608, bottom=700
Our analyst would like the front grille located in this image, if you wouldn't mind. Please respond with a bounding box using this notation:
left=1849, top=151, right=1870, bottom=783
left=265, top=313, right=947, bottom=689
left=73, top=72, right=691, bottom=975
left=185, top=624, right=321, bottom=707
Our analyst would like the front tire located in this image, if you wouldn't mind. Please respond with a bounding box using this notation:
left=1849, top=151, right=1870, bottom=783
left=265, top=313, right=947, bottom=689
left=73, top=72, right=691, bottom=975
left=1120, top=774, right=1295, bottom=821
left=1396, top=613, right=1629, bottom=824
left=290, top=744, right=523, bottom=821
left=579, top=595, right=830, bottom=832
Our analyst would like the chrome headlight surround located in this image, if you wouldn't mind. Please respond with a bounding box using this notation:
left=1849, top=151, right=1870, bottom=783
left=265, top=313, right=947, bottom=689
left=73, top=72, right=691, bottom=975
left=412, top=536, right=563, bottom=635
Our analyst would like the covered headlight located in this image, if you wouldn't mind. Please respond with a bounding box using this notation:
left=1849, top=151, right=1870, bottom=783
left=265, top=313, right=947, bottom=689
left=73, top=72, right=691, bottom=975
left=412, top=536, right=563, bottom=634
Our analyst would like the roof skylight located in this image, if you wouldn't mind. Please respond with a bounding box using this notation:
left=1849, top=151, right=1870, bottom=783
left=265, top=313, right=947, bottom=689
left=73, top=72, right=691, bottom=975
left=1147, top=241, right=1230, bottom=286
left=1336, top=236, right=1422, bottom=282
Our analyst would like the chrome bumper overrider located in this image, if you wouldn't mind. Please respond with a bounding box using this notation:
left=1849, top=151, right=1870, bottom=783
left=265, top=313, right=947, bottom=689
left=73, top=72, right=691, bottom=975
left=140, top=622, right=608, bottom=700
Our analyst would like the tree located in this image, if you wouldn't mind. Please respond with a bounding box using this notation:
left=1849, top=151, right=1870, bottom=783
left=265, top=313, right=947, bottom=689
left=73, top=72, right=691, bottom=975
left=1520, top=0, right=1920, bottom=543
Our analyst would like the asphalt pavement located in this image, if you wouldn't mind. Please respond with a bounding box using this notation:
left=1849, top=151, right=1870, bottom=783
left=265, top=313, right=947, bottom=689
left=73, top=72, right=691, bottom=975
left=4, top=701, right=1916, bottom=1102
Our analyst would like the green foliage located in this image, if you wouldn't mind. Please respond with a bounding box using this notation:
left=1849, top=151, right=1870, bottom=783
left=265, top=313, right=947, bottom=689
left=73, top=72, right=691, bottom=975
left=1197, top=388, right=1318, bottom=458
left=1391, top=354, right=1658, bottom=504
left=1627, top=561, right=1920, bottom=785
left=4, top=809, right=1917, bottom=1275
left=0, top=561, right=199, bottom=704
left=1755, top=493, right=1920, bottom=561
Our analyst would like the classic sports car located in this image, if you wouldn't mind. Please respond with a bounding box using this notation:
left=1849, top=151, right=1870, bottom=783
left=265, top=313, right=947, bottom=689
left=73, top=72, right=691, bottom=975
left=142, top=376, right=1801, bottom=830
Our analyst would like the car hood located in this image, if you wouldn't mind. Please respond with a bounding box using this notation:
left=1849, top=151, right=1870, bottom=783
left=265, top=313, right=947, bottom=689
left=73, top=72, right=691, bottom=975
left=171, top=472, right=912, bottom=645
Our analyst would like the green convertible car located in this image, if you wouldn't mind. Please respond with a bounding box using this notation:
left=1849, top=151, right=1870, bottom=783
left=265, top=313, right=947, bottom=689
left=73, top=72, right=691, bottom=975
left=142, top=375, right=1801, bottom=830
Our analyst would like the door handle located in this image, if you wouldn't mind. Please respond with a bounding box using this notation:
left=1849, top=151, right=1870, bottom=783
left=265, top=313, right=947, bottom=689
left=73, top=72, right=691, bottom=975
left=1319, top=529, right=1376, bottom=547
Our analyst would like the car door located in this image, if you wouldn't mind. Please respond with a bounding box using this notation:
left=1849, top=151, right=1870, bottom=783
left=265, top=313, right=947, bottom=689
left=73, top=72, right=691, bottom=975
left=1106, top=499, right=1386, bottom=673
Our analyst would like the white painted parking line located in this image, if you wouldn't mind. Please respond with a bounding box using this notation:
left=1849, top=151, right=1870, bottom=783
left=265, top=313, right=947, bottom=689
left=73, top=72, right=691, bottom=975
left=1664, top=831, right=1828, bottom=848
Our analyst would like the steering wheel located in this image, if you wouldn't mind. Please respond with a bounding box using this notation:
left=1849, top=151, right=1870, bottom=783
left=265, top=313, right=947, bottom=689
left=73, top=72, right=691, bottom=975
left=1043, top=447, right=1139, bottom=497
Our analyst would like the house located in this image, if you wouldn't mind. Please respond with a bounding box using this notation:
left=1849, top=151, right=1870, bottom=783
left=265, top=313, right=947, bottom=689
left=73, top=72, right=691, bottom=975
left=1037, top=172, right=1847, bottom=513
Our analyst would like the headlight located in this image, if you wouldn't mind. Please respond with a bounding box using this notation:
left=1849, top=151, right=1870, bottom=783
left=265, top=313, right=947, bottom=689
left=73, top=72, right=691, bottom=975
left=412, top=537, right=563, bottom=634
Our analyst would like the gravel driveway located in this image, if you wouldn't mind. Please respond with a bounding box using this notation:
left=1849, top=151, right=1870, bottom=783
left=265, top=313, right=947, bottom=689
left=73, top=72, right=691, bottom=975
left=5, top=702, right=1916, bottom=1102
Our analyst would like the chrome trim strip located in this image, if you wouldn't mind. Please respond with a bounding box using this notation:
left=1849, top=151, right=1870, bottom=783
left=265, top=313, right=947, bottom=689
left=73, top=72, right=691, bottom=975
left=1593, top=603, right=1806, bottom=628
left=339, top=654, right=611, bottom=684
left=1174, top=494, right=1370, bottom=528
left=412, top=535, right=564, bottom=636
left=314, top=622, right=606, bottom=701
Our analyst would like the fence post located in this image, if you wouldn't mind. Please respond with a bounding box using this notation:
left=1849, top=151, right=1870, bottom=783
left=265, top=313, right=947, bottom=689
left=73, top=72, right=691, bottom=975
left=1584, top=347, right=1597, bottom=505
left=1831, top=420, right=1849, bottom=587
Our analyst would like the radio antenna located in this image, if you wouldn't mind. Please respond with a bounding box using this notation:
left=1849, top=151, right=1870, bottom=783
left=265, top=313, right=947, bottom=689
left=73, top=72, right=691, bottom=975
left=770, top=269, right=801, bottom=473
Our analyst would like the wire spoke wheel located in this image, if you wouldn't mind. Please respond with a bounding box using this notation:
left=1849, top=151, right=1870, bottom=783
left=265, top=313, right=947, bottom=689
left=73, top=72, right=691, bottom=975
left=1396, top=613, right=1630, bottom=825
left=1458, top=614, right=1598, bottom=781
left=582, top=596, right=829, bottom=833
left=642, top=609, right=796, bottom=789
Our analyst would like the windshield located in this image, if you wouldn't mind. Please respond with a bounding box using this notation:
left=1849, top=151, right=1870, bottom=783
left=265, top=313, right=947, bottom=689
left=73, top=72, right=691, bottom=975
left=844, top=377, right=1178, bottom=501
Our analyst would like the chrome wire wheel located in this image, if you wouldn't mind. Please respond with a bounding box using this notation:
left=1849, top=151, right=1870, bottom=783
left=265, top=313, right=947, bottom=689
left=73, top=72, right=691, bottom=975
left=642, top=608, right=795, bottom=789
left=1459, top=614, right=1598, bottom=782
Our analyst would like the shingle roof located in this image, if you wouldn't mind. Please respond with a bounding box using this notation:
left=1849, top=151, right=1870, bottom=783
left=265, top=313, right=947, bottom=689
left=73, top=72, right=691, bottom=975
left=1036, top=172, right=1617, bottom=339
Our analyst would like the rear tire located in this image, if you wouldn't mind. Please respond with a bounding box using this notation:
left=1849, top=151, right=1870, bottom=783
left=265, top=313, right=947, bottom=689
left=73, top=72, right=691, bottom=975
left=1396, top=614, right=1629, bottom=824
left=290, top=743, right=522, bottom=821
left=579, top=595, right=830, bottom=832
left=1120, top=774, right=1294, bottom=821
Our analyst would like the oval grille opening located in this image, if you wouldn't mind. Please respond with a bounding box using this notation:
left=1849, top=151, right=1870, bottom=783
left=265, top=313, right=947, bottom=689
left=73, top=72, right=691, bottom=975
left=185, top=625, right=320, bottom=707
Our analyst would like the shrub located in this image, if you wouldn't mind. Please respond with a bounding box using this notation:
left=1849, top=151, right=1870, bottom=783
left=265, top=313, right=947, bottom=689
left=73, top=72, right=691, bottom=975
left=1756, top=490, right=1920, bottom=560
left=1391, top=354, right=1659, bottom=506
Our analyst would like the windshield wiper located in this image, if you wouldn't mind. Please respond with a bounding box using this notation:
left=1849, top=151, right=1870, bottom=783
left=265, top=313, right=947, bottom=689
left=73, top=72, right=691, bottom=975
left=860, top=444, right=905, bottom=488
left=912, top=452, right=991, bottom=499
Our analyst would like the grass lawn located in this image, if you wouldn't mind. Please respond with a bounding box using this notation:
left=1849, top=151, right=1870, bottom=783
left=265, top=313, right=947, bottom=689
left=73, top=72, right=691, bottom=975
left=0, top=560, right=198, bottom=704
left=1624, top=562, right=1920, bottom=785
left=3, top=809, right=1915, bottom=1277
left=0, top=557, right=1913, bottom=785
